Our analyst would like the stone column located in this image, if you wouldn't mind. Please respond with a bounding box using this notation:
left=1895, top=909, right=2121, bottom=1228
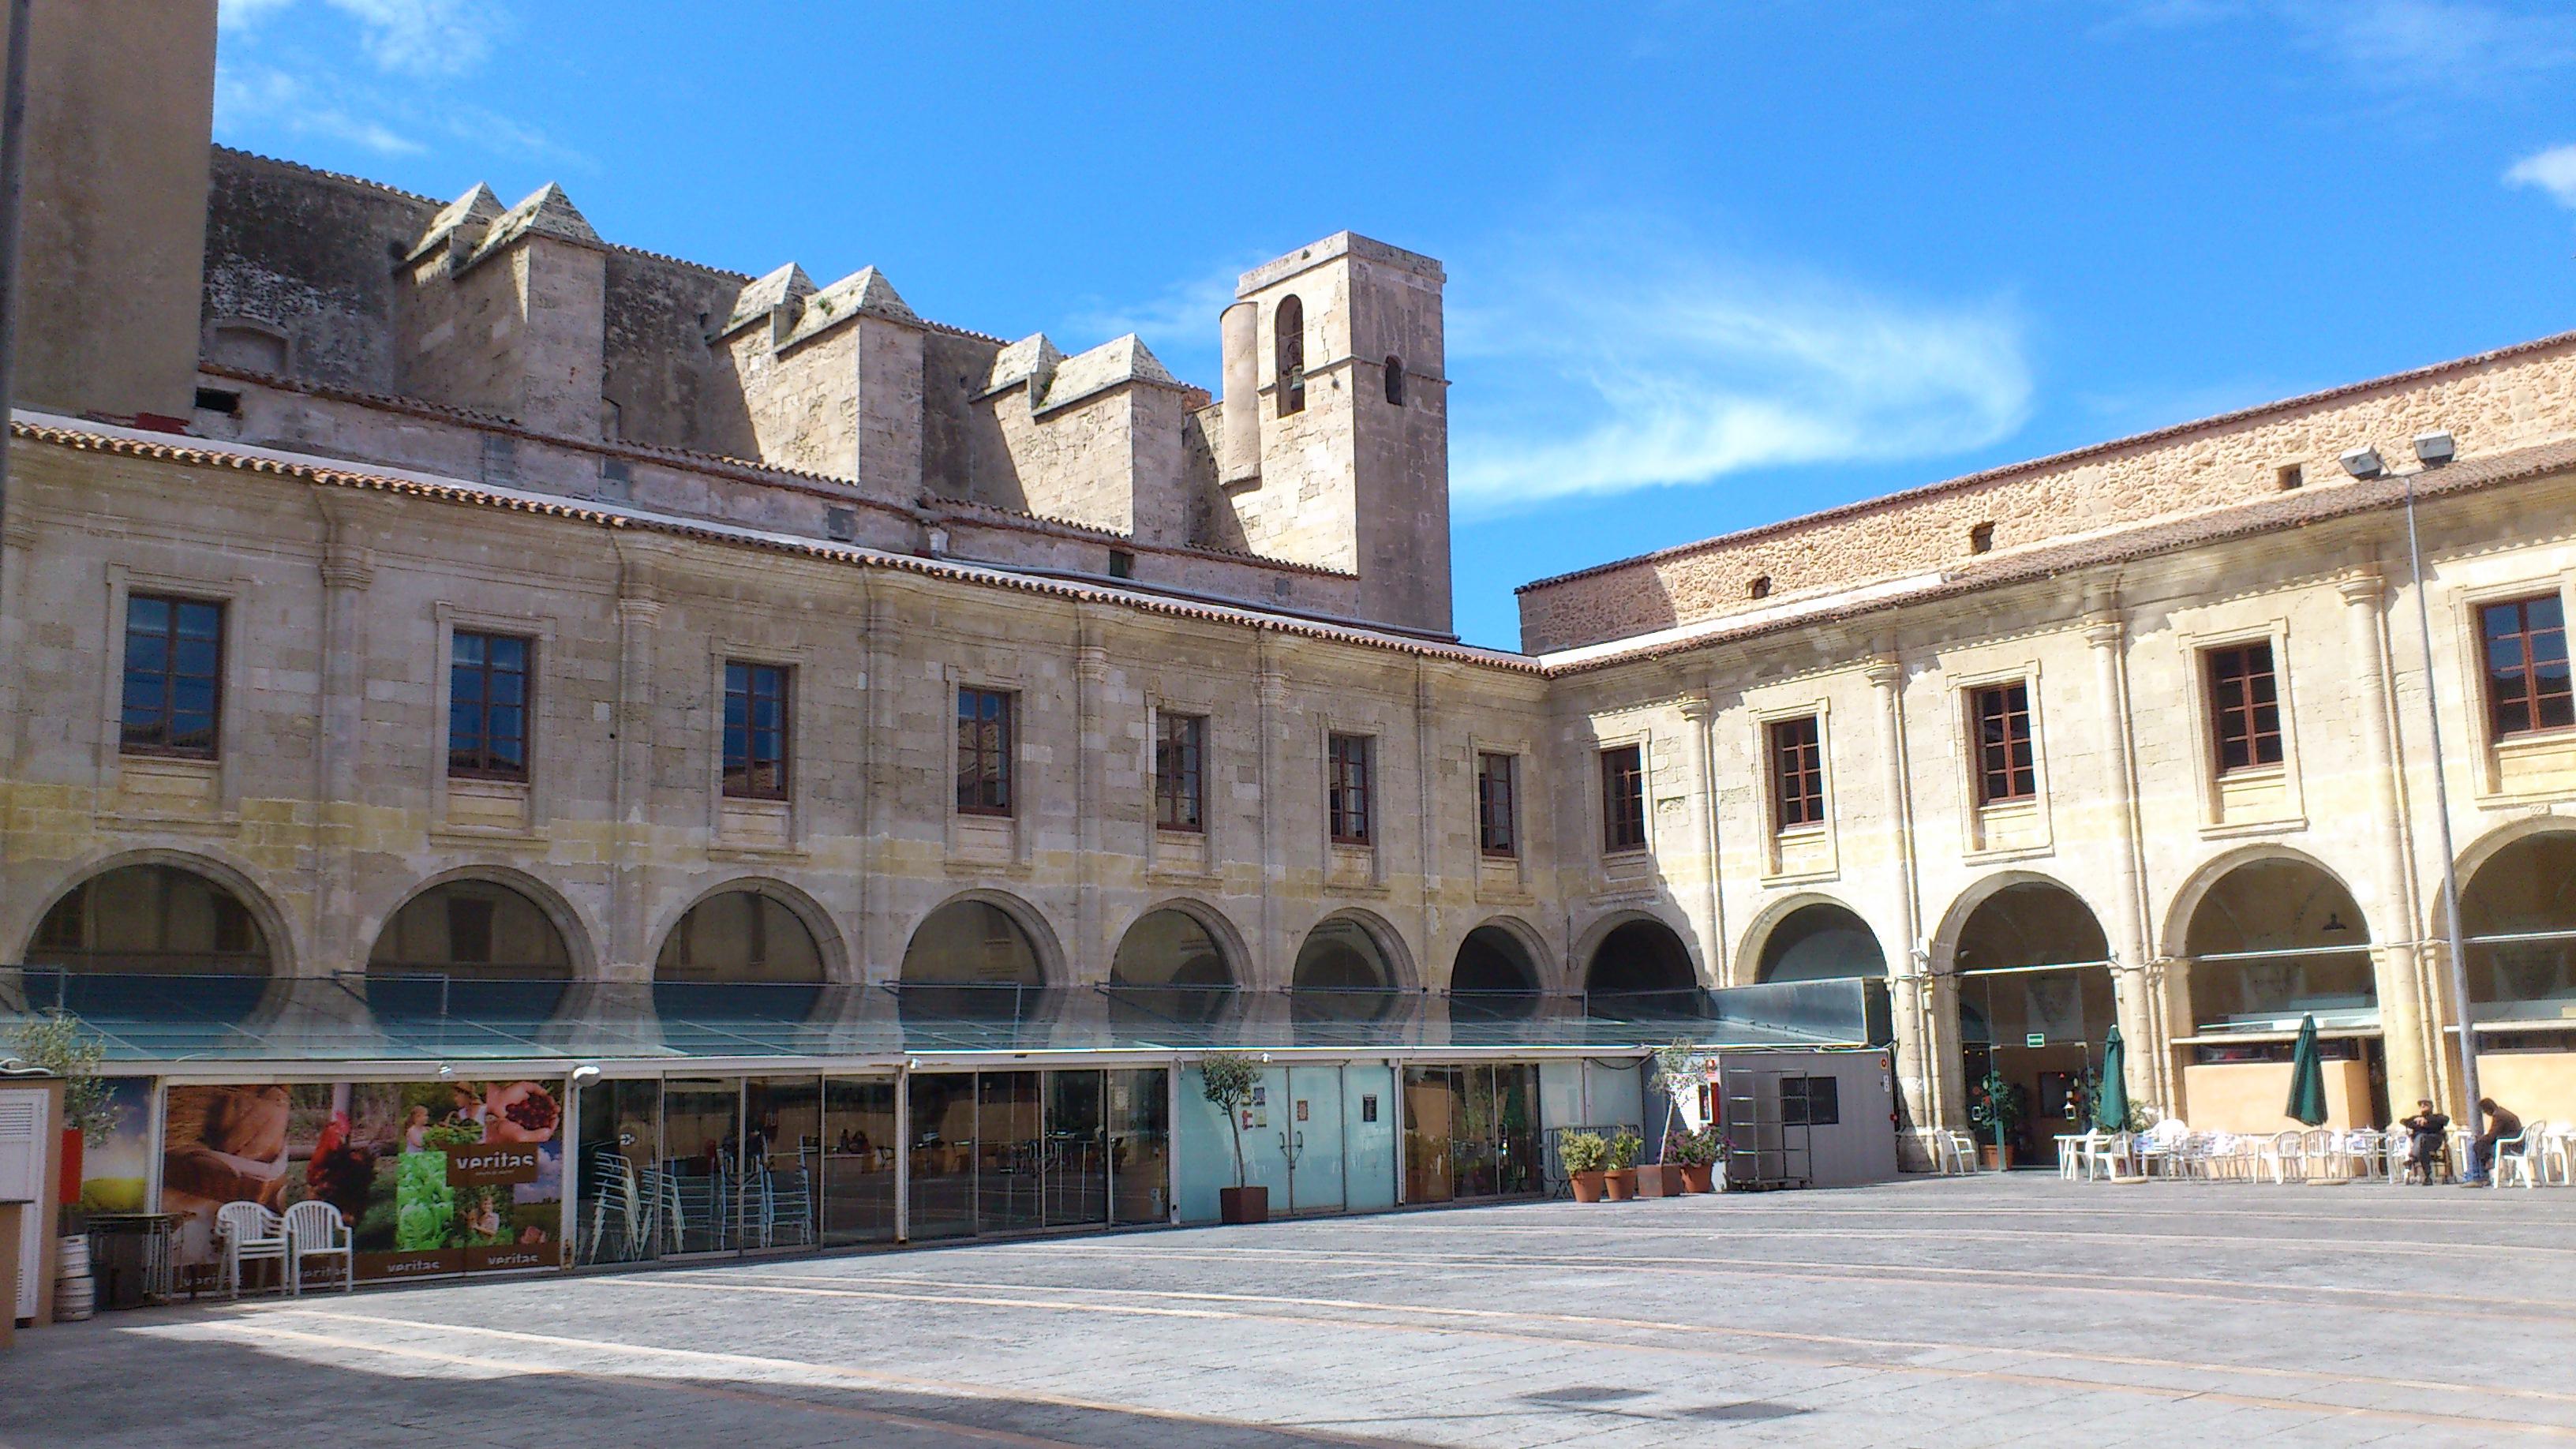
left=606, top=537, right=668, bottom=983
left=0, top=514, right=32, bottom=786
left=1867, top=655, right=1942, bottom=1160
left=1074, top=611, right=1107, bottom=984
left=313, top=499, right=374, bottom=974
left=2338, top=568, right=2434, bottom=1111
left=860, top=585, right=898, bottom=981
left=1680, top=691, right=1727, bottom=985
left=1413, top=662, right=1439, bottom=981
left=2082, top=608, right=2166, bottom=1111
left=1256, top=631, right=1286, bottom=987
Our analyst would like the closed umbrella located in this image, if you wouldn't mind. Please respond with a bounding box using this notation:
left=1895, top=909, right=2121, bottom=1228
left=2093, top=1025, right=2130, bottom=1133
left=2285, top=1013, right=2329, bottom=1128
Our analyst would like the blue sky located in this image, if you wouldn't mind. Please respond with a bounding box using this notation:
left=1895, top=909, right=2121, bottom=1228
left=212, top=1, right=2576, bottom=650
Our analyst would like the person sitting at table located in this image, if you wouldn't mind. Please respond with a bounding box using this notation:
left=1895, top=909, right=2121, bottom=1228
left=2398, top=1099, right=2450, bottom=1185
left=2465, top=1098, right=2522, bottom=1185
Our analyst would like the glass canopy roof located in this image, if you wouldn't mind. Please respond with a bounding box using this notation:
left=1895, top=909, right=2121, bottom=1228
left=0, top=969, right=1886, bottom=1065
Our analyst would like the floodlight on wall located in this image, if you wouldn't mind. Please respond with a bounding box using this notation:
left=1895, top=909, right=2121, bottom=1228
left=2413, top=430, right=2456, bottom=466
left=571, top=1064, right=601, bottom=1084
left=2339, top=446, right=2385, bottom=479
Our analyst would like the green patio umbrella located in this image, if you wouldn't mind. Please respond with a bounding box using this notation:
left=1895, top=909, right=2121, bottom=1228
left=2093, top=1024, right=2130, bottom=1133
left=2285, top=1013, right=2329, bottom=1128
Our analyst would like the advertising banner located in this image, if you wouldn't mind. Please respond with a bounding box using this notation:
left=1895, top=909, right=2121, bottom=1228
left=159, top=1077, right=564, bottom=1290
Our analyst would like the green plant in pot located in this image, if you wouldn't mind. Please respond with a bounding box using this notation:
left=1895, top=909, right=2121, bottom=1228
left=1670, top=1125, right=1722, bottom=1193
left=1644, top=1041, right=1708, bottom=1198
left=1966, top=1069, right=2028, bottom=1170
left=1559, top=1130, right=1609, bottom=1203
left=1603, top=1129, right=1643, bottom=1202
left=1198, top=1052, right=1267, bottom=1223
left=6, top=1010, right=114, bottom=1219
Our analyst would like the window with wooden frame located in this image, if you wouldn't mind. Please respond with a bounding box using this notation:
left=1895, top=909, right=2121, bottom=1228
left=956, top=686, right=1015, bottom=815
left=120, top=593, right=224, bottom=758
left=723, top=661, right=792, bottom=799
left=1601, top=743, right=1647, bottom=853
left=1476, top=751, right=1518, bottom=858
left=2480, top=593, right=2574, bottom=739
left=1155, top=711, right=1206, bottom=831
left=1970, top=681, right=2036, bottom=805
left=1327, top=732, right=1373, bottom=844
left=448, top=631, right=532, bottom=781
left=1768, top=715, right=1826, bottom=830
left=1275, top=294, right=1306, bottom=416
left=2203, top=642, right=2283, bottom=775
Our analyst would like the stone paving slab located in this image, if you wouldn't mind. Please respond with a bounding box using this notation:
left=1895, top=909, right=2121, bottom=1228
left=4, top=1175, right=2573, bottom=1447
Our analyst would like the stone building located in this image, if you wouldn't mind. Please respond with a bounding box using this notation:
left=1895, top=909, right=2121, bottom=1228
left=2, top=0, right=2572, bottom=1265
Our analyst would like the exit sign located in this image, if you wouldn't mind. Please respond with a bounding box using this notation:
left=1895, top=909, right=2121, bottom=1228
left=2025, top=1032, right=2046, bottom=1048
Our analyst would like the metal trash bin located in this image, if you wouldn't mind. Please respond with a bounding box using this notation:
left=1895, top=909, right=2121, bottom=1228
left=86, top=1212, right=182, bottom=1309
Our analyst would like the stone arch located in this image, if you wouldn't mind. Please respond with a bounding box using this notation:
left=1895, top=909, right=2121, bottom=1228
left=19, top=846, right=294, bottom=978
left=2167, top=848, right=2373, bottom=1032
left=1741, top=894, right=1886, bottom=984
left=1451, top=916, right=1546, bottom=1022
left=899, top=889, right=1062, bottom=987
left=2157, top=844, right=2363, bottom=960
left=1932, top=873, right=2111, bottom=975
left=1109, top=897, right=1245, bottom=989
left=366, top=867, right=586, bottom=980
left=2452, top=822, right=2576, bottom=1014
left=1291, top=909, right=1413, bottom=1023
left=650, top=876, right=842, bottom=984
left=1581, top=911, right=1700, bottom=999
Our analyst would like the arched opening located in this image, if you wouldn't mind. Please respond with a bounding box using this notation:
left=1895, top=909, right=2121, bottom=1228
left=1274, top=294, right=1305, bottom=416
left=1108, top=907, right=1236, bottom=1029
left=1754, top=903, right=1883, bottom=983
left=1946, top=881, right=2115, bottom=1168
left=1382, top=354, right=1404, bottom=406
left=1292, top=915, right=1400, bottom=1025
left=900, top=897, right=1046, bottom=1022
left=2459, top=831, right=2576, bottom=1022
left=1450, top=924, right=1541, bottom=1022
left=653, top=887, right=828, bottom=1031
left=24, top=862, right=274, bottom=1024
left=2181, top=856, right=2374, bottom=1032
left=1585, top=916, right=1698, bottom=1015
left=367, top=877, right=575, bottom=1028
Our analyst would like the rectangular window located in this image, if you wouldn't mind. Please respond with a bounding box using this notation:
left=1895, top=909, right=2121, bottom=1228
left=1768, top=716, right=1826, bottom=830
left=957, top=687, right=1015, bottom=815
left=1327, top=732, right=1373, bottom=844
left=120, top=594, right=225, bottom=758
left=2204, top=642, right=2283, bottom=775
left=2481, top=593, right=2574, bottom=739
left=1970, top=681, right=2037, bottom=805
left=448, top=631, right=532, bottom=781
left=723, top=661, right=792, bottom=799
left=1780, top=1075, right=1840, bottom=1128
left=1476, top=751, right=1518, bottom=858
left=1155, top=712, right=1206, bottom=831
left=1601, top=743, right=1647, bottom=852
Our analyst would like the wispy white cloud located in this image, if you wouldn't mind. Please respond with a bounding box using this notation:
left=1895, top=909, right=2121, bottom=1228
left=2507, top=144, right=2576, bottom=208
left=2112, top=1, right=2576, bottom=95
left=322, top=0, right=499, bottom=79
left=1445, top=222, right=2031, bottom=518
left=215, top=63, right=423, bottom=155
left=1062, top=258, right=1260, bottom=380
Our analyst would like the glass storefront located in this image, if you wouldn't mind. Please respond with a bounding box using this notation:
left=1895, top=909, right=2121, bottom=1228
left=1402, top=1063, right=1541, bottom=1204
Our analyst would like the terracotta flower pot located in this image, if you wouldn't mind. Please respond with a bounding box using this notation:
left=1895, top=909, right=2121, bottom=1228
left=1569, top=1170, right=1606, bottom=1203
left=1603, top=1168, right=1637, bottom=1202
left=1635, top=1164, right=1682, bottom=1197
left=1219, top=1185, right=1268, bottom=1224
left=1979, top=1143, right=2012, bottom=1172
left=1679, top=1163, right=1716, bottom=1194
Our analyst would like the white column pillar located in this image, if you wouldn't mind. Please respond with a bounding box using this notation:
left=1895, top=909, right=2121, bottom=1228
left=2339, top=568, right=2435, bottom=1112
left=1680, top=691, right=1727, bottom=984
left=1866, top=656, right=1941, bottom=1161
left=2082, top=608, right=2165, bottom=1112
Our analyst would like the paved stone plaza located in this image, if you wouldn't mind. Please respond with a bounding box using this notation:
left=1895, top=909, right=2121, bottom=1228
left=8, top=1176, right=2573, bottom=1447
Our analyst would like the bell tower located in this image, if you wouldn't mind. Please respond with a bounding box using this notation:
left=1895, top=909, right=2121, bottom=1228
left=1219, top=233, right=1451, bottom=637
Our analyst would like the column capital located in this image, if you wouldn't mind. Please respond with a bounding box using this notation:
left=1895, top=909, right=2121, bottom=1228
left=1863, top=656, right=1903, bottom=691
left=1679, top=691, right=1717, bottom=724
left=615, top=596, right=664, bottom=628
left=2081, top=612, right=2123, bottom=650
left=2335, top=568, right=2386, bottom=607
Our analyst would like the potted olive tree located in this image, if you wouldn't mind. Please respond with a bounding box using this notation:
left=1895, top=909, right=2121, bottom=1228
left=1198, top=1052, right=1267, bottom=1223
left=1560, top=1130, right=1609, bottom=1203
left=7, top=1011, right=112, bottom=1210
left=1603, top=1129, right=1643, bottom=1202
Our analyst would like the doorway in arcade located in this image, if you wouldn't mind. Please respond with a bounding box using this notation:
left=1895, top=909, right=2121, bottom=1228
left=1403, top=1064, right=1542, bottom=1203
left=1952, top=882, right=2117, bottom=1170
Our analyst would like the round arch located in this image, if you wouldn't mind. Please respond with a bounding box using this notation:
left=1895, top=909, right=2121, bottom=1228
left=1291, top=910, right=1412, bottom=1024
left=21, top=848, right=290, bottom=978
left=899, top=890, right=1061, bottom=988
left=2454, top=826, right=2576, bottom=1015
left=1108, top=897, right=1245, bottom=989
left=1582, top=912, right=1699, bottom=999
left=2170, top=849, right=2374, bottom=1032
left=366, top=868, right=586, bottom=980
left=1746, top=898, right=1885, bottom=984
left=650, top=878, right=843, bottom=984
left=1451, top=917, right=1546, bottom=1021
left=1938, top=875, right=2110, bottom=975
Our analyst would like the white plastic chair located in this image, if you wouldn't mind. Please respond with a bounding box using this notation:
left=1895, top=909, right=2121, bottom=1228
left=215, top=1201, right=289, bottom=1299
left=2542, top=1126, right=2576, bottom=1187
left=282, top=1200, right=354, bottom=1294
left=2055, top=1133, right=2089, bottom=1181
left=1934, top=1129, right=1979, bottom=1175
left=2494, top=1120, right=2547, bottom=1189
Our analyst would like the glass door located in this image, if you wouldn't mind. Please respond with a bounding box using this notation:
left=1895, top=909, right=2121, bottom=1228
left=907, top=1074, right=978, bottom=1241
left=1495, top=1064, right=1541, bottom=1196
left=978, top=1071, right=1043, bottom=1233
left=1453, top=1067, right=1501, bottom=1198
left=741, top=1076, right=821, bottom=1255
left=1109, top=1068, right=1170, bottom=1225
left=1285, top=1065, right=1346, bottom=1214
left=575, top=1077, right=662, bottom=1265
left=660, top=1076, right=743, bottom=1255
left=822, top=1076, right=898, bottom=1246
left=1402, top=1065, right=1457, bottom=1204
left=1043, top=1070, right=1106, bottom=1228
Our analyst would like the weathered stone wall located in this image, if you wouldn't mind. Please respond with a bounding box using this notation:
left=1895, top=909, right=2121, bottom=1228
left=1518, top=334, right=2576, bottom=654
left=202, top=151, right=432, bottom=394
left=599, top=248, right=755, bottom=457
